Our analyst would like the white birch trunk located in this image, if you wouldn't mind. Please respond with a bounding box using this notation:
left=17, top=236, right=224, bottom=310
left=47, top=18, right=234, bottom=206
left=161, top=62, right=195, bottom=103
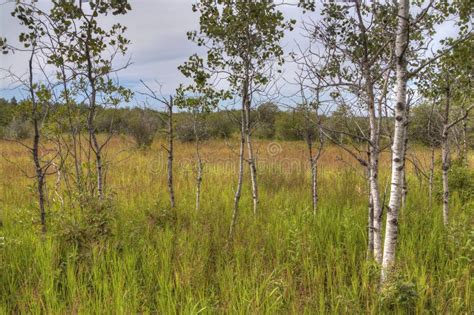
left=428, top=146, right=435, bottom=208
left=441, top=125, right=450, bottom=226
left=461, top=111, right=468, bottom=167
left=441, top=80, right=451, bottom=226
left=245, top=99, right=259, bottom=215
left=367, top=167, right=375, bottom=259
left=381, top=0, right=409, bottom=282
left=193, top=110, right=203, bottom=212
left=229, top=104, right=246, bottom=244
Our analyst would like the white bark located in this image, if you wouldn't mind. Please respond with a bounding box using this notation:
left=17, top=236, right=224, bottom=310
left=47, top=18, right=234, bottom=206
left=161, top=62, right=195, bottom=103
left=193, top=110, right=203, bottom=212
left=441, top=125, right=450, bottom=226
left=229, top=104, right=246, bottom=244
left=244, top=95, right=258, bottom=215
left=428, top=146, right=435, bottom=208
left=381, top=0, right=409, bottom=282
left=367, top=167, right=375, bottom=259
left=441, top=84, right=451, bottom=226
left=461, top=110, right=468, bottom=166
left=306, top=134, right=321, bottom=215
left=355, top=1, right=384, bottom=263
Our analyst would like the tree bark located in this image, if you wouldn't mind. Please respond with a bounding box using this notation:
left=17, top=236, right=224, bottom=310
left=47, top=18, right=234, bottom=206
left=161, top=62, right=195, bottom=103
left=28, top=48, right=47, bottom=234
left=85, top=29, right=104, bottom=200
left=355, top=0, right=383, bottom=263
left=167, top=97, right=175, bottom=209
left=401, top=106, right=410, bottom=208
left=441, top=126, right=450, bottom=226
left=306, top=135, right=318, bottom=215
left=428, top=145, right=435, bottom=208
left=381, top=0, right=409, bottom=282
left=441, top=83, right=451, bottom=226
left=229, top=102, right=246, bottom=244
left=367, top=167, right=374, bottom=259
left=193, top=110, right=203, bottom=211
left=461, top=110, right=468, bottom=167
left=243, top=81, right=258, bottom=215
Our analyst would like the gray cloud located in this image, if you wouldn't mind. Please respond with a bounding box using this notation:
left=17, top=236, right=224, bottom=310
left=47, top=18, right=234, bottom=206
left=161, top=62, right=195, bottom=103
left=0, top=0, right=462, bottom=109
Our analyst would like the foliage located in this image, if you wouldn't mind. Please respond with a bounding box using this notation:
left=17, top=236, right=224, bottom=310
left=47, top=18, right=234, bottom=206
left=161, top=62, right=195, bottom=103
left=447, top=160, right=474, bottom=204
left=380, top=272, right=418, bottom=311
left=175, top=114, right=209, bottom=143
left=56, top=197, right=116, bottom=259
left=126, top=108, right=161, bottom=148
left=254, top=102, right=279, bottom=139
left=5, top=118, right=32, bottom=140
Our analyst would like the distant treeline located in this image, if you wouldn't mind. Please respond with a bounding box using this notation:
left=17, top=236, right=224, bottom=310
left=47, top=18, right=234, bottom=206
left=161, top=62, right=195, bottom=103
left=0, top=97, right=470, bottom=147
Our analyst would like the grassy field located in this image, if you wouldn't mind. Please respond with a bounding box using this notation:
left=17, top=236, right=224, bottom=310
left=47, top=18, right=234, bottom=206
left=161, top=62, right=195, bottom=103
left=0, top=138, right=472, bottom=314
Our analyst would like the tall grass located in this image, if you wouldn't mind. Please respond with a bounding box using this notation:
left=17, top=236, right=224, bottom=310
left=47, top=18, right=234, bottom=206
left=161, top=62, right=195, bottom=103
left=0, top=139, right=472, bottom=313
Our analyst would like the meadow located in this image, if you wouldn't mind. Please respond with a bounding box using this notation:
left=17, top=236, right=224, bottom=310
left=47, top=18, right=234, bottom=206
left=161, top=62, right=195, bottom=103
left=0, top=138, right=472, bottom=314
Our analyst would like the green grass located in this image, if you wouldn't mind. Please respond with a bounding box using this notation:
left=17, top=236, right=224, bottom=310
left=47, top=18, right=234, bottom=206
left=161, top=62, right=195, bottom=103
left=0, top=141, right=472, bottom=314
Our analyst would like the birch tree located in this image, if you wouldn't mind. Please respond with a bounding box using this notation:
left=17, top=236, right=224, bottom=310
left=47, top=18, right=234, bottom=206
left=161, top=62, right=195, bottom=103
left=47, top=0, right=132, bottom=200
left=381, top=0, right=472, bottom=282
left=300, top=0, right=396, bottom=262
left=139, top=82, right=177, bottom=209
left=182, top=0, right=294, bottom=242
left=176, top=84, right=221, bottom=212
left=7, top=2, right=58, bottom=233
left=418, top=39, right=473, bottom=226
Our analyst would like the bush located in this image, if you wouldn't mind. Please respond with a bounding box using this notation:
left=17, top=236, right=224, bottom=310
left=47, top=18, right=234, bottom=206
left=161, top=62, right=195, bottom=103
left=207, top=112, right=235, bottom=139
left=127, top=109, right=161, bottom=148
left=380, top=273, right=418, bottom=311
left=448, top=161, right=474, bottom=204
left=56, top=197, right=116, bottom=259
left=254, top=102, right=278, bottom=139
left=5, top=118, right=32, bottom=140
left=175, top=115, right=209, bottom=143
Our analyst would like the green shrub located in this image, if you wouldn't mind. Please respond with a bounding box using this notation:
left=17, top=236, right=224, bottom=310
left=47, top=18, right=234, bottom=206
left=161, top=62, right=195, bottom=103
left=381, top=273, right=418, bottom=311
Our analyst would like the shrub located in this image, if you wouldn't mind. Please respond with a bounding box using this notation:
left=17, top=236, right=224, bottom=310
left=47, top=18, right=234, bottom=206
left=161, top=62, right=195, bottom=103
left=380, top=273, right=418, bottom=311
left=127, top=109, right=161, bottom=148
left=56, top=197, right=116, bottom=259
left=175, top=116, right=209, bottom=143
left=207, top=112, right=235, bottom=139
left=448, top=160, right=474, bottom=204
left=5, top=118, right=32, bottom=140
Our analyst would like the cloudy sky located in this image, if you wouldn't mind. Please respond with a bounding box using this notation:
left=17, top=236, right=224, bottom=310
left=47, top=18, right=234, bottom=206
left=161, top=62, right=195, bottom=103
left=0, top=1, right=462, bottom=110
left=0, top=0, right=305, bottom=109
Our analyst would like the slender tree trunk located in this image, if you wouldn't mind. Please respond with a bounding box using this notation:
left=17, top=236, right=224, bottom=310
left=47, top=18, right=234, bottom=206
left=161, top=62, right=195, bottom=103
left=381, top=0, right=409, bottom=282
left=229, top=104, right=246, bottom=244
left=85, top=34, right=104, bottom=200
left=193, top=110, right=203, bottom=211
left=60, top=66, right=83, bottom=193
left=461, top=111, right=468, bottom=167
left=167, top=97, right=175, bottom=209
left=306, top=135, right=318, bottom=214
left=370, top=149, right=383, bottom=264
left=367, top=167, right=374, bottom=259
left=367, top=92, right=383, bottom=264
left=428, top=145, right=435, bottom=208
left=33, top=128, right=46, bottom=234
left=244, top=90, right=258, bottom=215
left=441, top=126, right=450, bottom=226
left=89, top=127, right=104, bottom=200
left=28, top=49, right=47, bottom=234
left=356, top=0, right=383, bottom=263
left=441, top=83, right=451, bottom=226
left=401, top=109, right=410, bottom=208
left=427, top=102, right=436, bottom=209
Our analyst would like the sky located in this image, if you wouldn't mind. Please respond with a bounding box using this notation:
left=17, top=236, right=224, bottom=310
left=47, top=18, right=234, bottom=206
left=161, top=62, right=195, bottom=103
left=0, top=0, right=305, bottom=109
left=0, top=0, right=463, bottom=110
